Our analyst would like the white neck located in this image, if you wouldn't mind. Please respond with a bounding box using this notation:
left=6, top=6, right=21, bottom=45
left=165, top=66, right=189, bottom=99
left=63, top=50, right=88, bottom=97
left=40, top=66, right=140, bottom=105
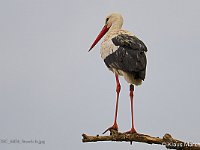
left=107, top=21, right=123, bottom=37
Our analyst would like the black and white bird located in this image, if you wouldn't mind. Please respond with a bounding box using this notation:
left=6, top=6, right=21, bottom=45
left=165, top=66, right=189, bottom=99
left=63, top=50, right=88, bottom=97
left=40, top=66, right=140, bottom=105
left=89, top=13, right=147, bottom=134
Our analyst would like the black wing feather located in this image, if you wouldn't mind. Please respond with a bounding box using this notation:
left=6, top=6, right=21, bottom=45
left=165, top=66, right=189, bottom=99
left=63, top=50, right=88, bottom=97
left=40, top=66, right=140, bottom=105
left=112, top=34, right=147, bottom=52
left=104, top=34, right=147, bottom=80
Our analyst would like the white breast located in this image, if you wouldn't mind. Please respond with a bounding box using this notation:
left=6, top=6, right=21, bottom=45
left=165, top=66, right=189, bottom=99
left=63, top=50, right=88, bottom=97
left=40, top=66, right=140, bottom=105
left=100, top=40, right=119, bottom=60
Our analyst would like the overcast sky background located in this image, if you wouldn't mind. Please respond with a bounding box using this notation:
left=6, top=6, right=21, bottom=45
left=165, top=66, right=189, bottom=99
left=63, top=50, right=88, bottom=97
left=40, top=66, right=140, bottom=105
left=0, top=0, right=200, bottom=150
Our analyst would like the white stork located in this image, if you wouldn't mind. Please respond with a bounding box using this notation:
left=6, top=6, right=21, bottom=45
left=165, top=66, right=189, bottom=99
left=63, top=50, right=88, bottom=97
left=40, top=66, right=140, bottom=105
left=89, top=13, right=147, bottom=134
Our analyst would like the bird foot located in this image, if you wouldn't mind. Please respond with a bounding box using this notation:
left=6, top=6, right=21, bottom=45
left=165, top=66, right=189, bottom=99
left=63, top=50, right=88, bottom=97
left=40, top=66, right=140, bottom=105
left=102, top=123, right=118, bottom=135
left=124, top=128, right=137, bottom=134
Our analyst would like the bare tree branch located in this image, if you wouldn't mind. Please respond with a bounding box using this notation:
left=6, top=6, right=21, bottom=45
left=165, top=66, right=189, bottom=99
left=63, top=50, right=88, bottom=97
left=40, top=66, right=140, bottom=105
left=82, top=130, right=200, bottom=150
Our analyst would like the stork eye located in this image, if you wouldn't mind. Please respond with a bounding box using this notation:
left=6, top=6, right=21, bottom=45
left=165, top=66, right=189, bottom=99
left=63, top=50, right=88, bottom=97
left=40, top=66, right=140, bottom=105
left=105, top=18, right=109, bottom=24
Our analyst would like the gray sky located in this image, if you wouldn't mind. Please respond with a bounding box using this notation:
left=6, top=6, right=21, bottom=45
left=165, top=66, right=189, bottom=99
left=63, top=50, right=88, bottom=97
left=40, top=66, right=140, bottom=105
left=0, top=0, right=199, bottom=150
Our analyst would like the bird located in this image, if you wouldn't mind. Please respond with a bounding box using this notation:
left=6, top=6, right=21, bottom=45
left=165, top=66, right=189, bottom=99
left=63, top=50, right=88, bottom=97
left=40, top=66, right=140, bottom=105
left=88, top=13, right=147, bottom=134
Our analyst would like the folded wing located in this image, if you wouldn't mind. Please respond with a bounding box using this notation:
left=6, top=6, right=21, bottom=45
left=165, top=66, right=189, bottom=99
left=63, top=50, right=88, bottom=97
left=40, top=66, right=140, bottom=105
left=104, top=34, right=147, bottom=80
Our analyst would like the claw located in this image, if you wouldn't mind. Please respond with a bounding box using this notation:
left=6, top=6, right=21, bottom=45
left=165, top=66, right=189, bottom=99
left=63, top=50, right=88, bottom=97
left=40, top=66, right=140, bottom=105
left=102, top=124, right=118, bottom=134
left=124, top=128, right=137, bottom=134
left=102, top=127, right=112, bottom=134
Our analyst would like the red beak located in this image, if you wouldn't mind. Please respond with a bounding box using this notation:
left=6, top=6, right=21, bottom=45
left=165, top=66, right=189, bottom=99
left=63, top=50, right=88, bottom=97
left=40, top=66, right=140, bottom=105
left=88, top=25, right=109, bottom=52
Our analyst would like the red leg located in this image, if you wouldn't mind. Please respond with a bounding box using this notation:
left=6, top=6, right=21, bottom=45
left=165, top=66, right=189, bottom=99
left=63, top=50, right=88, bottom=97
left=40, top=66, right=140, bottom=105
left=125, top=84, right=137, bottom=134
left=103, top=73, right=121, bottom=134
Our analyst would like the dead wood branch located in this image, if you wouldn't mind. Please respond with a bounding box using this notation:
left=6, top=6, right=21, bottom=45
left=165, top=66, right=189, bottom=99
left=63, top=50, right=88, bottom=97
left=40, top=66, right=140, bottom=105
left=82, top=130, right=200, bottom=150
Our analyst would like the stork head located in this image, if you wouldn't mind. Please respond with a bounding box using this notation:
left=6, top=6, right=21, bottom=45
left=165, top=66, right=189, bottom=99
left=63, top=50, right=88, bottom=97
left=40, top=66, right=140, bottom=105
left=89, top=13, right=123, bottom=51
